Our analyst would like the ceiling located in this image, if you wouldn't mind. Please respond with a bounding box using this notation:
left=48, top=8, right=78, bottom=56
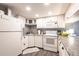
left=1, top=3, right=70, bottom=18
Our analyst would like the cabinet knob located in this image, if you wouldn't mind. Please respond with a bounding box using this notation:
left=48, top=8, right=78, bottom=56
left=24, top=43, right=26, bottom=45
left=24, top=37, right=25, bottom=38
left=62, top=47, right=64, bottom=50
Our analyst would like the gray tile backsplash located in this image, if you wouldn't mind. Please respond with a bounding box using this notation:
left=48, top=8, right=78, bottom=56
left=23, top=25, right=38, bottom=35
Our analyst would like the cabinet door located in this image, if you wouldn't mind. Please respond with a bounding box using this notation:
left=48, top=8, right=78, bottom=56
left=42, top=17, right=57, bottom=28
left=57, top=15, right=65, bottom=28
left=61, top=47, right=69, bottom=56
left=35, top=36, right=43, bottom=48
left=59, top=42, right=69, bottom=56
left=59, top=42, right=64, bottom=56
left=28, top=36, right=34, bottom=47
left=42, top=18, right=48, bottom=28
left=22, top=36, right=28, bottom=50
left=45, top=17, right=57, bottom=28
left=36, top=17, right=58, bottom=28
left=36, top=19, right=43, bottom=28
left=63, top=48, right=69, bottom=56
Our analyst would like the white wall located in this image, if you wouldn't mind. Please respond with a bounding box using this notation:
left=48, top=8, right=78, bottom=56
left=65, top=16, right=79, bottom=23
left=65, top=3, right=79, bottom=23
left=65, top=3, right=79, bottom=36
left=65, top=3, right=79, bottom=18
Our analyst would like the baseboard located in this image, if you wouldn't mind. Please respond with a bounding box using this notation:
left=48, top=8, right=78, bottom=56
left=34, top=46, right=43, bottom=49
left=18, top=53, right=23, bottom=56
left=23, top=46, right=43, bottom=51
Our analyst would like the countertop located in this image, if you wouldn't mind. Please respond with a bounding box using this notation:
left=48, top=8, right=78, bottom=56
left=24, top=34, right=58, bottom=37
left=59, top=36, right=79, bottom=56
left=24, top=34, right=44, bottom=36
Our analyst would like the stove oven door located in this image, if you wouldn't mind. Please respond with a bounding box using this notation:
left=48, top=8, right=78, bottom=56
left=43, top=35, right=58, bottom=52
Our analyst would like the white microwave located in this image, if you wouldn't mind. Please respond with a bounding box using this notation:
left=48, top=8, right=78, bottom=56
left=26, top=19, right=36, bottom=24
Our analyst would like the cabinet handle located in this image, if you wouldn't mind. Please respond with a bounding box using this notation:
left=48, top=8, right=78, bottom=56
left=24, top=37, right=25, bottom=38
left=62, top=47, right=64, bottom=50
left=59, top=42, right=61, bottom=45
left=24, top=43, right=26, bottom=45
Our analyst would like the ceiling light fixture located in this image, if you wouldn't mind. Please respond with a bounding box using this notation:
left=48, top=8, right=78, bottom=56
left=48, top=11, right=53, bottom=16
left=26, top=6, right=31, bottom=11
left=35, top=14, right=39, bottom=17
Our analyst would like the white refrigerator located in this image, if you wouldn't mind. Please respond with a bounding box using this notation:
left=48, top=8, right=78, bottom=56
left=0, top=15, right=22, bottom=56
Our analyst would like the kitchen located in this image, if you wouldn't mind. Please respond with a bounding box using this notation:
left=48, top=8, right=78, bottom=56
left=0, top=3, right=79, bottom=56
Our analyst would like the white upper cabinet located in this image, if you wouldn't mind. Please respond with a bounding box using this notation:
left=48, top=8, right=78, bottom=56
left=45, top=17, right=57, bottom=28
left=57, top=15, right=65, bottom=28
left=36, top=15, right=65, bottom=29
left=36, top=16, right=57, bottom=28
left=36, top=18, right=43, bottom=28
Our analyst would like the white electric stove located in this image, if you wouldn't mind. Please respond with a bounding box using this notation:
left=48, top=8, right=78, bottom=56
left=43, top=31, right=58, bottom=52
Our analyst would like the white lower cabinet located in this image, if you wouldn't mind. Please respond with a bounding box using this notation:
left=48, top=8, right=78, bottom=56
left=59, top=41, right=69, bottom=56
left=22, top=35, right=43, bottom=50
left=22, top=35, right=34, bottom=49
left=22, top=36, right=28, bottom=50
left=28, top=36, right=35, bottom=47
left=35, top=35, right=43, bottom=48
